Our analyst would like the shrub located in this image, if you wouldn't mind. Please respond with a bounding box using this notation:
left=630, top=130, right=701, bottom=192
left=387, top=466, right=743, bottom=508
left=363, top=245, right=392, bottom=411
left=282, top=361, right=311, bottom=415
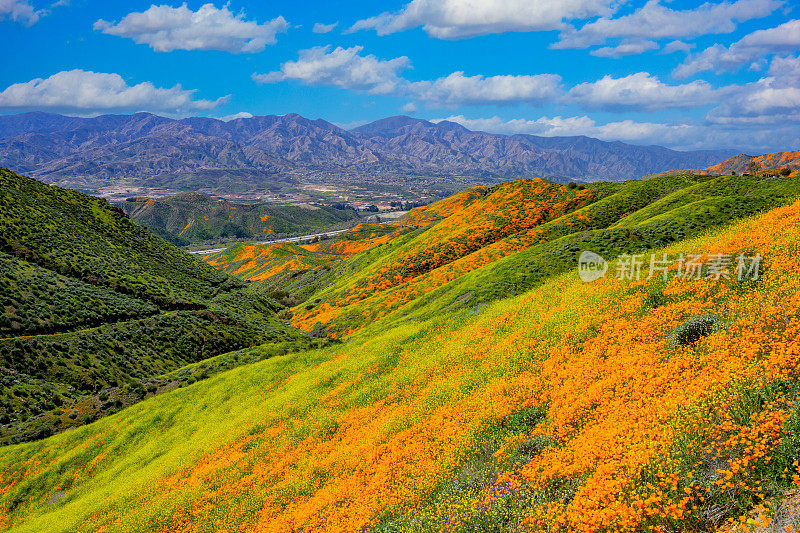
left=674, top=315, right=716, bottom=345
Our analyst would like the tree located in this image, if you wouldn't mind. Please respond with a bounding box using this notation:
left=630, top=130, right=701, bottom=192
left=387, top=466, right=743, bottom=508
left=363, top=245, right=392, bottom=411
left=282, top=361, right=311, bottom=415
left=780, top=167, right=791, bottom=176
left=747, top=161, right=761, bottom=177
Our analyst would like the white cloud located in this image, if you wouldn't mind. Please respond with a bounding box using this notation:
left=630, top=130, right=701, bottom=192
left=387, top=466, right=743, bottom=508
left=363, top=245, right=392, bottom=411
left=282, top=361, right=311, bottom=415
left=567, top=72, right=720, bottom=110
left=312, top=21, right=337, bottom=33
left=256, top=46, right=562, bottom=107
left=555, top=0, right=782, bottom=50
left=253, top=45, right=410, bottom=95
left=707, top=75, right=800, bottom=124
left=435, top=113, right=800, bottom=152
left=407, top=71, right=562, bottom=107
left=662, top=40, right=694, bottom=54
left=0, top=70, right=227, bottom=115
left=590, top=40, right=658, bottom=58
left=0, top=0, right=43, bottom=25
left=349, top=0, right=618, bottom=39
left=401, top=102, right=418, bottom=113
left=94, top=3, right=289, bottom=53
left=768, top=54, right=800, bottom=83
left=435, top=114, right=701, bottom=145
left=220, top=111, right=253, bottom=121
left=675, top=19, right=800, bottom=77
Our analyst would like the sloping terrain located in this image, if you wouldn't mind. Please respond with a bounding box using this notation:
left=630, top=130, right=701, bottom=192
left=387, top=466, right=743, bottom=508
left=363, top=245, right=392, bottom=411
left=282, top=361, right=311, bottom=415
left=651, top=150, right=800, bottom=178
left=705, top=150, right=800, bottom=175
left=2, top=176, right=800, bottom=532
left=0, top=112, right=735, bottom=194
left=120, top=192, right=360, bottom=246
left=0, top=168, right=314, bottom=444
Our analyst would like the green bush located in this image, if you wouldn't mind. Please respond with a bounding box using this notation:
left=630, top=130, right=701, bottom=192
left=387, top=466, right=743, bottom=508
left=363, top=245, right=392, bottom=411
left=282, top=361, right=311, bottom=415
left=674, top=315, right=716, bottom=346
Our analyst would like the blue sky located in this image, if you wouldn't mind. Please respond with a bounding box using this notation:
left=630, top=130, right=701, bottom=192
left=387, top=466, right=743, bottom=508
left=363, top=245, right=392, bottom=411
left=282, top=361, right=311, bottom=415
left=1, top=0, right=799, bottom=153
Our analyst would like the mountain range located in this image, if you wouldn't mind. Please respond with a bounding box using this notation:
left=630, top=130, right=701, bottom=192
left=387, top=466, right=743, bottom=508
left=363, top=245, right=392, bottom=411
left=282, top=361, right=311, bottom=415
left=0, top=112, right=736, bottom=196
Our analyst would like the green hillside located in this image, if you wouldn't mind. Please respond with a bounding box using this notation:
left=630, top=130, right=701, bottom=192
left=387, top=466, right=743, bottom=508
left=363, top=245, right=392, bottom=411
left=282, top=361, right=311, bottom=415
left=120, top=192, right=361, bottom=246
left=0, top=168, right=315, bottom=444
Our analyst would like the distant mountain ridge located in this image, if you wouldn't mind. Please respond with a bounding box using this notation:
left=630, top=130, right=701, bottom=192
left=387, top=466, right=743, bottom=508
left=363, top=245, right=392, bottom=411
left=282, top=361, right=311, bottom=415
left=0, top=112, right=737, bottom=194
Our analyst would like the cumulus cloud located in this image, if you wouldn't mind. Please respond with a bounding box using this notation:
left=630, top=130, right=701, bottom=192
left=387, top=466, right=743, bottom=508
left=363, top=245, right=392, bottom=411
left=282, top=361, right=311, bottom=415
left=401, top=102, right=418, bottom=113
left=253, top=46, right=410, bottom=95
left=675, top=19, right=800, bottom=77
left=0, top=0, right=43, bottom=25
left=662, top=40, right=694, bottom=54
left=407, top=71, right=562, bottom=107
left=768, top=54, right=800, bottom=83
left=590, top=40, right=658, bottom=58
left=349, top=0, right=618, bottom=39
left=435, top=114, right=702, bottom=144
left=707, top=76, right=800, bottom=125
left=567, top=72, right=720, bottom=110
left=220, top=111, right=253, bottom=121
left=312, top=21, right=337, bottom=33
left=555, top=0, right=782, bottom=51
left=0, top=69, right=227, bottom=115
left=435, top=113, right=800, bottom=153
left=255, top=46, right=563, bottom=107
left=94, top=3, right=289, bottom=53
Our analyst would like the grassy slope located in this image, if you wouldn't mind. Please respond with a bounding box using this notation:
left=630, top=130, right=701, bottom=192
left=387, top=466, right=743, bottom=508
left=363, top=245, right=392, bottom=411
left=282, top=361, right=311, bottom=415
left=121, top=192, right=361, bottom=246
left=2, top=197, right=800, bottom=531
left=0, top=168, right=312, bottom=443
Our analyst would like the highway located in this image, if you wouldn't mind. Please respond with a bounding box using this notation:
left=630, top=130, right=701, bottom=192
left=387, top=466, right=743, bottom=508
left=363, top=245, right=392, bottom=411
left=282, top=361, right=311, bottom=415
left=187, top=211, right=408, bottom=256
left=187, top=227, right=353, bottom=256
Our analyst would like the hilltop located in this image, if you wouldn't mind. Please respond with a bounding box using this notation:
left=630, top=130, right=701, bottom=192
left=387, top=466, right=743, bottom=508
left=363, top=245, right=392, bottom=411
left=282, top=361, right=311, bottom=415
left=2, top=172, right=800, bottom=531
left=0, top=168, right=318, bottom=444
left=0, top=112, right=735, bottom=197
left=650, top=150, right=800, bottom=178
left=120, top=192, right=360, bottom=246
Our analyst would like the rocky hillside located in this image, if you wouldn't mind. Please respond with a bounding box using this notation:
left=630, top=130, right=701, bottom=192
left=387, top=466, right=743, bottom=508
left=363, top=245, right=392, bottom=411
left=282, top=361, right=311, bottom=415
left=0, top=112, right=735, bottom=194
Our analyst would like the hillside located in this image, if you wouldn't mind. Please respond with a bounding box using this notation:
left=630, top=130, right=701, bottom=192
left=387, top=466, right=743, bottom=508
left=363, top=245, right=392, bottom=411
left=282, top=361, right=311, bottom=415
left=705, top=151, right=800, bottom=176
left=0, top=112, right=735, bottom=196
left=650, top=150, right=800, bottom=178
left=119, top=192, right=361, bottom=246
left=1, top=173, right=800, bottom=532
left=0, top=168, right=317, bottom=444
